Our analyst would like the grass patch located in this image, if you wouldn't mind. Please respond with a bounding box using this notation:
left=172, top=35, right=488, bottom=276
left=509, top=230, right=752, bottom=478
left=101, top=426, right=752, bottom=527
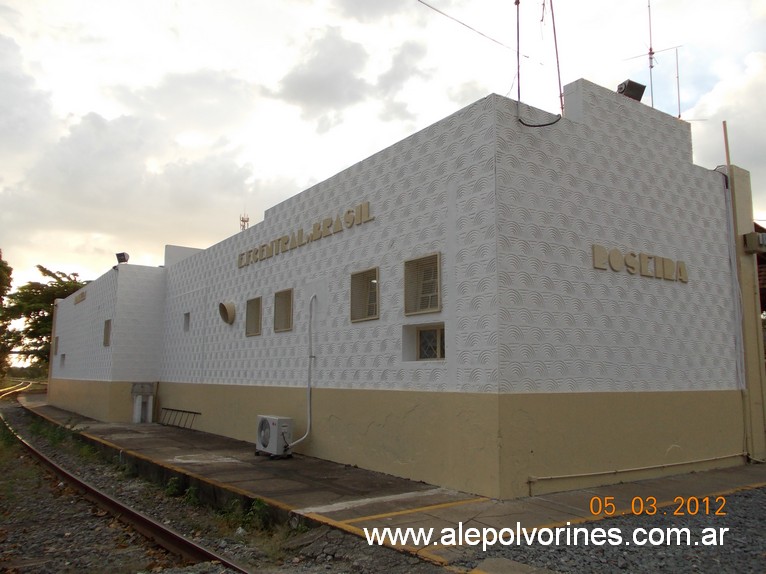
left=164, top=476, right=185, bottom=497
left=27, top=417, right=74, bottom=446
left=0, top=433, right=38, bottom=507
left=77, top=443, right=100, bottom=462
left=0, top=419, right=17, bottom=448
left=255, top=523, right=296, bottom=562
left=183, top=485, right=202, bottom=507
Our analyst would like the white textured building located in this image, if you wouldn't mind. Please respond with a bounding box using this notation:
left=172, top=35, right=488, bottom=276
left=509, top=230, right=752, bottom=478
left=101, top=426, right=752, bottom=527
left=49, top=79, right=766, bottom=499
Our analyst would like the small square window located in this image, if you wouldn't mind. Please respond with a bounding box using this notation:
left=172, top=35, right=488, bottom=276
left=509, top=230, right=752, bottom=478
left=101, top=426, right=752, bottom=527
left=404, top=253, right=440, bottom=315
left=417, top=325, right=445, bottom=360
left=350, top=268, right=379, bottom=322
left=103, top=319, right=112, bottom=347
left=246, top=297, right=262, bottom=336
left=274, top=289, right=293, bottom=333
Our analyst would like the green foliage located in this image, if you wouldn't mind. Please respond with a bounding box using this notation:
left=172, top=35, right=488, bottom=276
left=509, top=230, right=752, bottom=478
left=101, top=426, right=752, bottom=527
left=77, top=443, right=99, bottom=462
left=245, top=498, right=272, bottom=530
left=3, top=264, right=87, bottom=367
left=0, top=250, right=14, bottom=378
left=0, top=418, right=17, bottom=448
left=6, top=364, right=47, bottom=379
left=27, top=416, right=73, bottom=446
left=216, top=497, right=273, bottom=532
left=165, top=476, right=185, bottom=497
left=183, top=485, right=202, bottom=507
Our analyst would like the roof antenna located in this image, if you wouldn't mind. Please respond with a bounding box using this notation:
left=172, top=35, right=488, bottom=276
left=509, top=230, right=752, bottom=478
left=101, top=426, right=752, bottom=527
left=626, top=1, right=681, bottom=112
left=675, top=47, right=681, bottom=118
left=647, top=0, right=655, bottom=107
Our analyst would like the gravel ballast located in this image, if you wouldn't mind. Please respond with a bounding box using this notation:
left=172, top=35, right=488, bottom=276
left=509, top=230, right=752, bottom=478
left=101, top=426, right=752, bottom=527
left=457, top=487, right=766, bottom=573
left=2, top=399, right=765, bottom=573
left=0, top=401, right=446, bottom=574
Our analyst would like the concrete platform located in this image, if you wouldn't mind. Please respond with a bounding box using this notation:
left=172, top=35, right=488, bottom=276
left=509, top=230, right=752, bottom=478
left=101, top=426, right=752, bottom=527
left=18, top=395, right=766, bottom=573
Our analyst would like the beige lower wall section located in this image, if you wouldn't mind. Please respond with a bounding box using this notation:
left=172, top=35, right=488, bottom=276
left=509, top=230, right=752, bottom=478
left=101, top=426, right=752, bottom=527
left=154, top=382, right=501, bottom=497
left=48, top=380, right=746, bottom=499
left=48, top=378, right=135, bottom=422
left=499, top=391, right=746, bottom=498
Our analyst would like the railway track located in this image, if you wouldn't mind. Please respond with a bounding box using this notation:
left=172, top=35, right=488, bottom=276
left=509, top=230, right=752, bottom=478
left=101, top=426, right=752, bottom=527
left=0, top=380, right=34, bottom=400
left=0, top=405, right=253, bottom=574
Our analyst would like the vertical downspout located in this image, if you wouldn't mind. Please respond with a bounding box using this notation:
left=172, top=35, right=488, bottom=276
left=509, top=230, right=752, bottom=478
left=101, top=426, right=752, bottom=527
left=288, top=293, right=317, bottom=449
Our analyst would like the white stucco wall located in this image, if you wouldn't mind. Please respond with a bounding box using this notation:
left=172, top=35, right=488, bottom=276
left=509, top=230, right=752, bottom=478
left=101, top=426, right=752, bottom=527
left=55, top=79, right=740, bottom=397
left=52, top=269, right=118, bottom=381
left=111, top=265, right=167, bottom=381
left=51, top=264, right=166, bottom=382
left=161, top=94, right=500, bottom=392
left=496, top=79, right=737, bottom=393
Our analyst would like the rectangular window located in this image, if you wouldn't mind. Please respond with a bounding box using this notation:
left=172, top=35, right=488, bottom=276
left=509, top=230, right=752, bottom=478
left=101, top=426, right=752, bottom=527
left=417, top=325, right=446, bottom=360
left=404, top=253, right=440, bottom=315
left=246, top=297, right=262, bottom=336
left=183, top=312, right=191, bottom=332
left=274, top=289, right=293, bottom=333
left=103, top=319, right=112, bottom=347
left=53, top=336, right=59, bottom=356
left=350, top=268, right=379, bottom=322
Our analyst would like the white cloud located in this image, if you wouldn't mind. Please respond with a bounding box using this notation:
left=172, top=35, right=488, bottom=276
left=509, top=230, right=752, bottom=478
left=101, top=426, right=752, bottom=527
left=0, top=0, right=764, bottom=287
left=0, top=34, right=55, bottom=157
left=277, top=27, right=371, bottom=127
left=333, top=0, right=410, bottom=22
left=686, top=52, right=766, bottom=207
left=1, top=109, right=256, bottom=284
left=109, top=69, right=260, bottom=133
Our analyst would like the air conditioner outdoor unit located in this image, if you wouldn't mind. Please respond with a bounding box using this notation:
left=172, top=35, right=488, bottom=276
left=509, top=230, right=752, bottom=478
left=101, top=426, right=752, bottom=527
left=256, top=415, right=293, bottom=457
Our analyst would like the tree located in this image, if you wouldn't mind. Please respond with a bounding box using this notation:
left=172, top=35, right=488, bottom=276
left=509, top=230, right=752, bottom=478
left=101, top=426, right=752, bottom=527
left=3, top=266, right=86, bottom=368
left=0, top=250, right=14, bottom=377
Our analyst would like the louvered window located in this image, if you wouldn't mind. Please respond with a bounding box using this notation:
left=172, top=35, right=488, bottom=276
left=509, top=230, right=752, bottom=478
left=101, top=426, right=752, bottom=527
left=404, top=253, right=440, bottom=315
left=274, top=289, right=293, bottom=332
left=350, top=268, right=379, bottom=322
left=246, top=297, right=262, bottom=336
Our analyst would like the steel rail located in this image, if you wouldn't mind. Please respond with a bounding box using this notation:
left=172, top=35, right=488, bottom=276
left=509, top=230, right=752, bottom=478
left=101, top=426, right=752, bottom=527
left=0, top=408, right=253, bottom=574
left=0, top=381, right=32, bottom=400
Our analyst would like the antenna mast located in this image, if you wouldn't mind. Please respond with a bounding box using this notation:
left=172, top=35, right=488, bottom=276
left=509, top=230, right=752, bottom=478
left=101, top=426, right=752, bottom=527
left=647, top=0, right=655, bottom=108
left=240, top=213, right=249, bottom=231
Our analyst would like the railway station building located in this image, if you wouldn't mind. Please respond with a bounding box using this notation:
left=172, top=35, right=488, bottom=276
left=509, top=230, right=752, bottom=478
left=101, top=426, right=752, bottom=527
left=48, top=78, right=766, bottom=499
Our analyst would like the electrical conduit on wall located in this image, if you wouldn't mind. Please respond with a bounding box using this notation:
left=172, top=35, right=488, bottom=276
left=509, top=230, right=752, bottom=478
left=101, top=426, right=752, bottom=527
left=288, top=293, right=316, bottom=449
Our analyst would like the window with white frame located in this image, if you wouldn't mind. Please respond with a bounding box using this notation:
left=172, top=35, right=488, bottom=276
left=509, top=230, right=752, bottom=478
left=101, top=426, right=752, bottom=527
left=246, top=297, right=262, bottom=336
left=350, top=267, right=379, bottom=322
left=404, top=253, right=440, bottom=315
left=274, top=289, right=293, bottom=332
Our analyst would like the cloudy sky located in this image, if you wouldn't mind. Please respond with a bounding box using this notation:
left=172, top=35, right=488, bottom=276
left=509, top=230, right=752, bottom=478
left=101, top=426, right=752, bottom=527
left=1, top=0, right=764, bottom=287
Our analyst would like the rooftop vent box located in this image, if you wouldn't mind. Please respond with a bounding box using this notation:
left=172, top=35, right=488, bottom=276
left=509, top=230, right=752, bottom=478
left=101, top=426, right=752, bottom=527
left=744, top=232, right=766, bottom=254
left=617, top=79, right=646, bottom=102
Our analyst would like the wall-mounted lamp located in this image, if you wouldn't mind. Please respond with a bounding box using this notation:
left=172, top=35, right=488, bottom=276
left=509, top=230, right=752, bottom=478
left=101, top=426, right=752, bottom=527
left=116, top=252, right=130, bottom=264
